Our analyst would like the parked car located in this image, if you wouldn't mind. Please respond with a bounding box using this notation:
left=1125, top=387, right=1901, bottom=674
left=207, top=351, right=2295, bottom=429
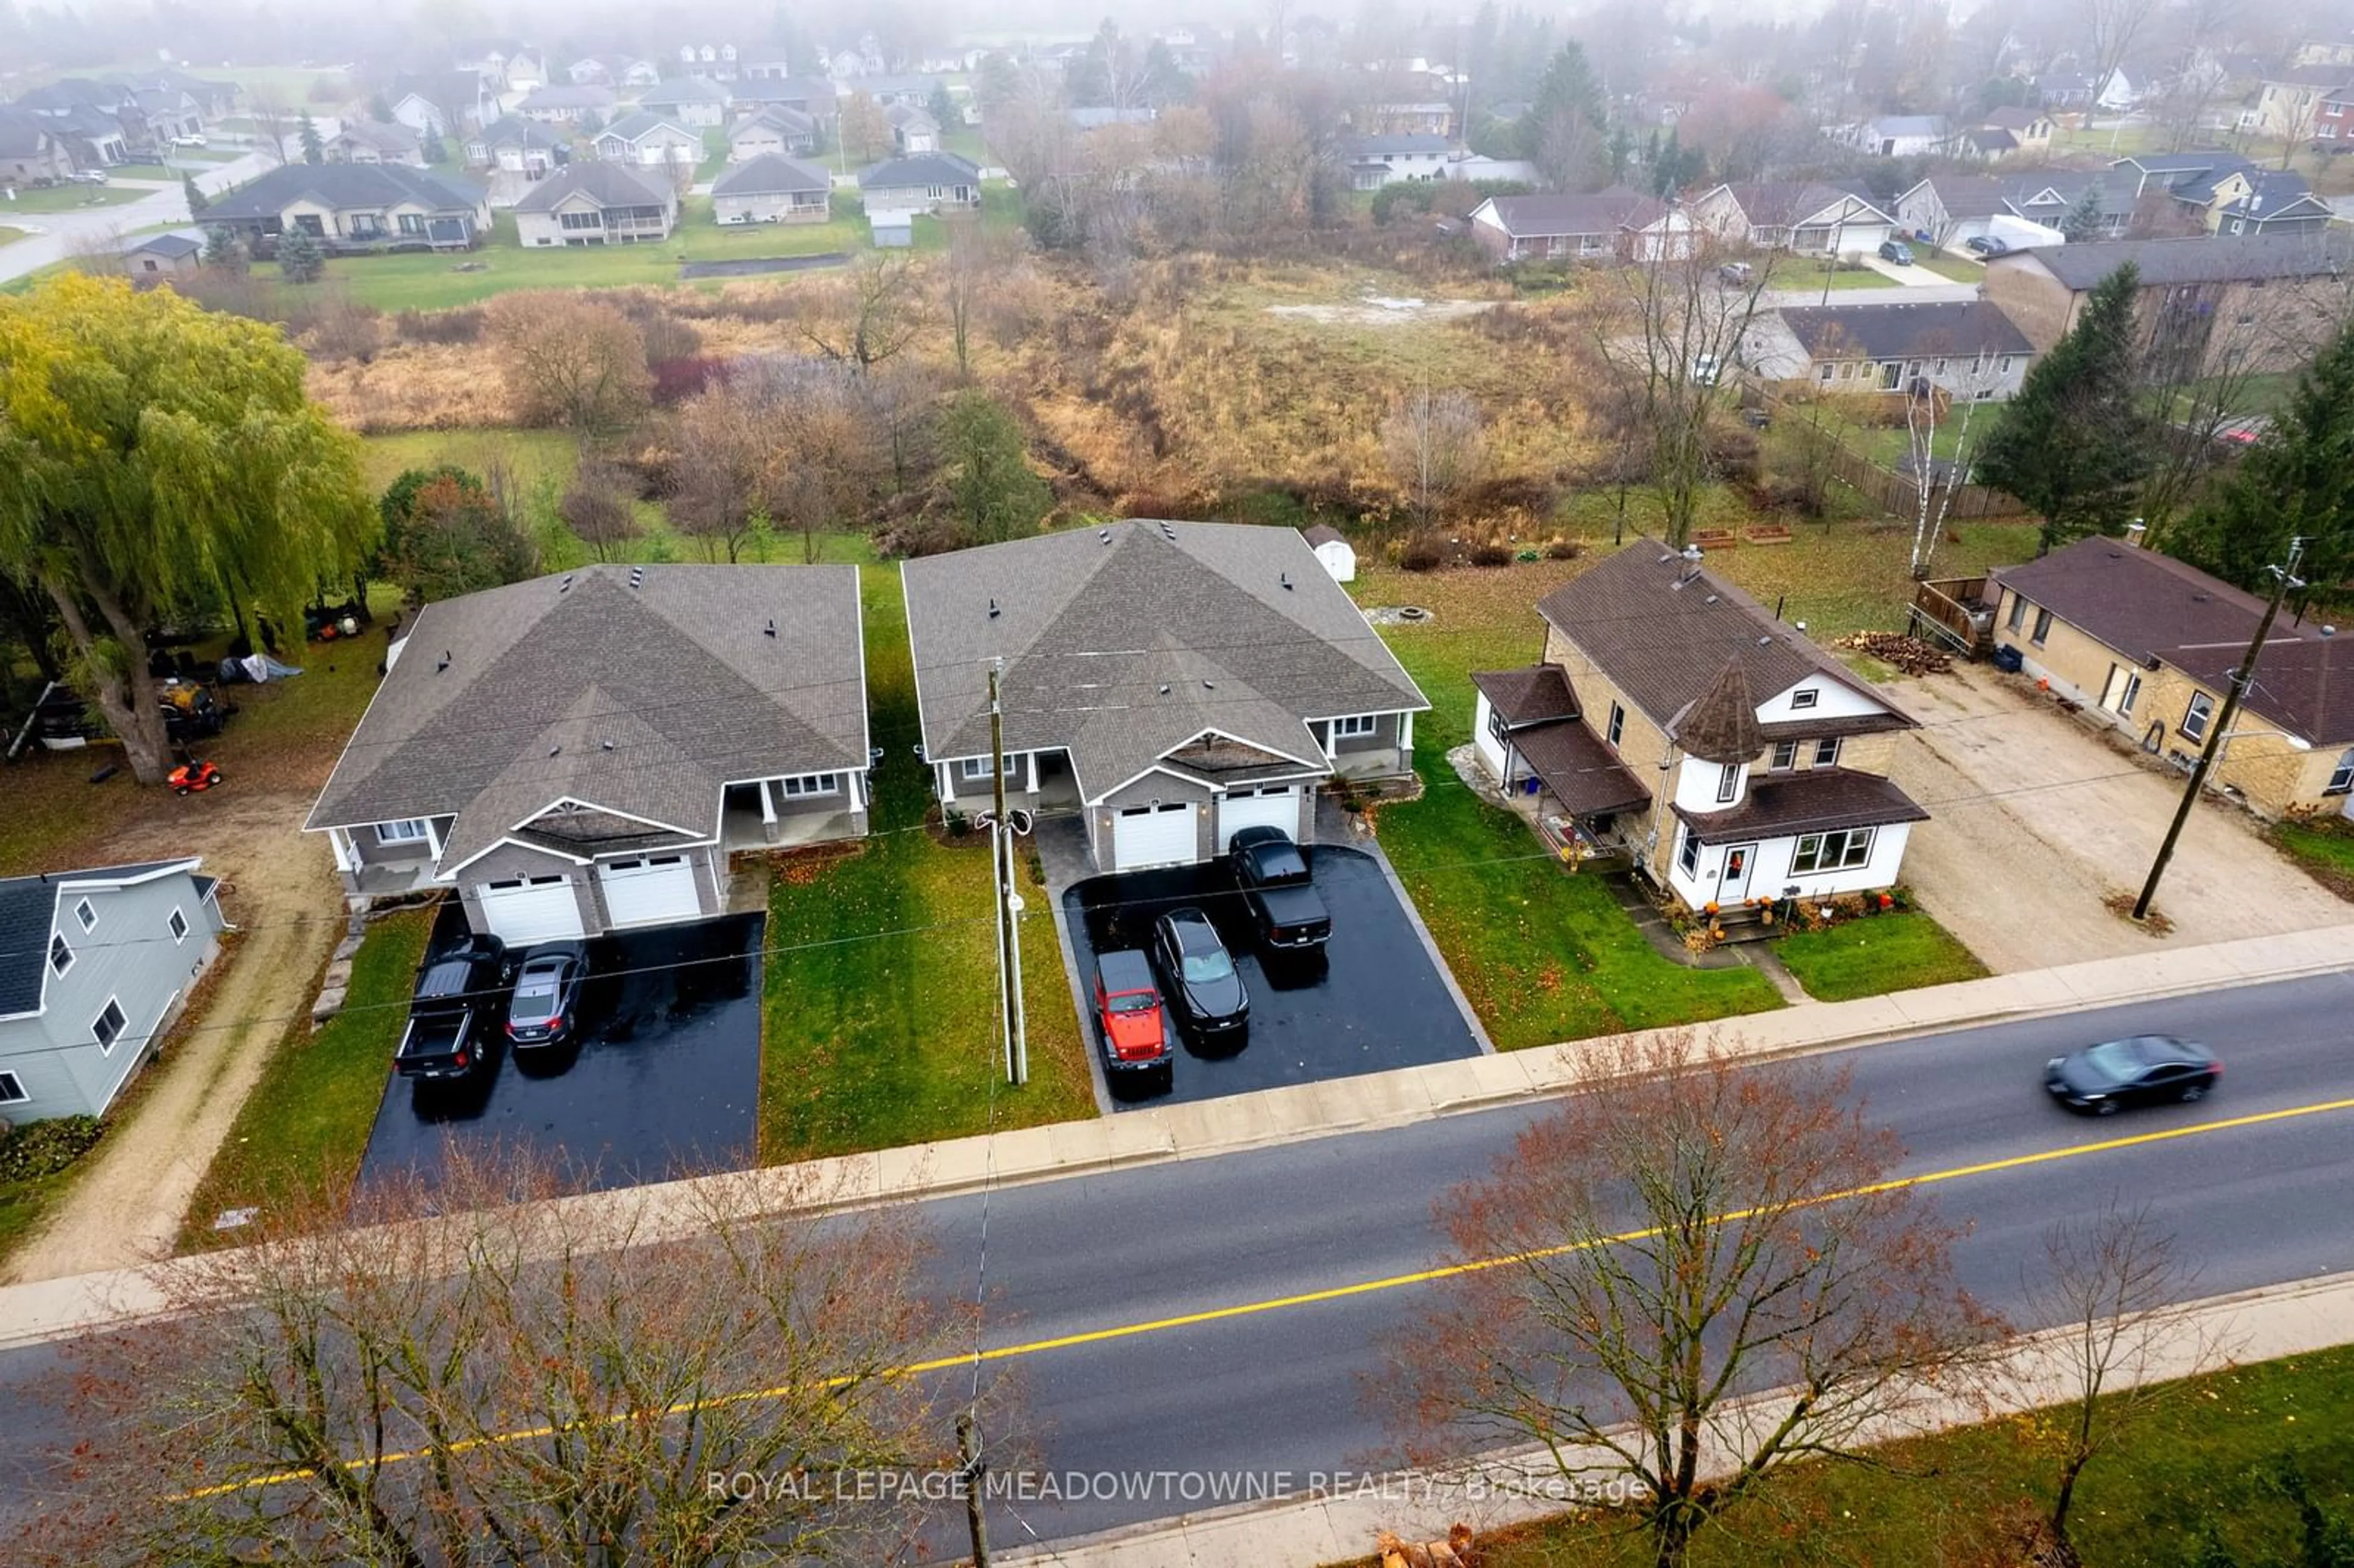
left=2044, top=1035, right=2220, bottom=1115
left=1092, top=948, right=1173, bottom=1098
left=395, top=934, right=508, bottom=1081
left=67, top=170, right=108, bottom=185
left=1689, top=353, right=1723, bottom=387
left=1965, top=234, right=2009, bottom=257
left=505, top=941, right=587, bottom=1048
left=1148, top=907, right=1248, bottom=1051
left=1878, top=239, right=1914, bottom=265
left=1716, top=261, right=1754, bottom=286
left=1227, top=826, right=1331, bottom=953
left=170, top=133, right=208, bottom=148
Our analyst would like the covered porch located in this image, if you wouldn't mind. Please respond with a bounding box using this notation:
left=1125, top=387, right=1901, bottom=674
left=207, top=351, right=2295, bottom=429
left=720, top=776, right=867, bottom=852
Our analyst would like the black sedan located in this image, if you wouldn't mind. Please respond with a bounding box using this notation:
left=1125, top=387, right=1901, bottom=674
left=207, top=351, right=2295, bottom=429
left=1149, top=907, right=1249, bottom=1052
left=1965, top=234, right=2010, bottom=256
left=2045, top=1035, right=2220, bottom=1115
left=505, top=942, right=588, bottom=1048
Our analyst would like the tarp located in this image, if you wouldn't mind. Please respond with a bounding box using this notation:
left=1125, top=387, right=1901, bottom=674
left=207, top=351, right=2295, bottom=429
left=240, top=654, right=305, bottom=682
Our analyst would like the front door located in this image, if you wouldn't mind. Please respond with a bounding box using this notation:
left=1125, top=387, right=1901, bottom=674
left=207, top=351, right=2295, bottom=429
left=2100, top=663, right=2142, bottom=717
left=1718, top=843, right=1758, bottom=902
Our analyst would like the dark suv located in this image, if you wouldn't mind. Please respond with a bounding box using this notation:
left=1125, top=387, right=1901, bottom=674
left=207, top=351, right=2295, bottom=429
left=1149, top=907, right=1248, bottom=1052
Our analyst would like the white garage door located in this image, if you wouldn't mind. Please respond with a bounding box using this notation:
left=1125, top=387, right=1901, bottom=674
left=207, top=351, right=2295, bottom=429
left=476, top=875, right=584, bottom=945
left=1217, top=786, right=1301, bottom=850
left=1111, top=802, right=1196, bottom=871
left=599, top=854, right=702, bottom=927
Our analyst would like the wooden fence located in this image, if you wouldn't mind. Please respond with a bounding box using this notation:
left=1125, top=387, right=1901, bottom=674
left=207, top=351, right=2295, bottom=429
left=1745, top=384, right=2030, bottom=523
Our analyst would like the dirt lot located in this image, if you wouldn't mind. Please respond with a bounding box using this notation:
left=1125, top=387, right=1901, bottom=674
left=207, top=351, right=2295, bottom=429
left=1883, top=663, right=2350, bottom=973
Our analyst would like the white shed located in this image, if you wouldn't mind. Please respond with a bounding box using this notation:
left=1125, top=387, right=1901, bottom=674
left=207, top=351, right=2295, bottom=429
left=1303, top=524, right=1356, bottom=584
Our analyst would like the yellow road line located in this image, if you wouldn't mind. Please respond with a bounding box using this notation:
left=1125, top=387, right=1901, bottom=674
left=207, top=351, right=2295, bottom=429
left=185, top=1092, right=2354, bottom=1501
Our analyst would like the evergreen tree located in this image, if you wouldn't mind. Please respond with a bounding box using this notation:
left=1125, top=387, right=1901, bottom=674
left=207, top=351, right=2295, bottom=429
left=942, top=391, right=1048, bottom=544
left=277, top=226, right=326, bottom=283
left=1519, top=42, right=1607, bottom=184
left=368, top=91, right=395, bottom=123
left=1975, top=263, right=2153, bottom=550
left=298, top=112, right=324, bottom=164
left=420, top=128, right=448, bottom=165
left=2170, top=320, right=2354, bottom=596
left=200, top=224, right=246, bottom=275
left=2060, top=184, right=2106, bottom=242
left=182, top=171, right=207, bottom=216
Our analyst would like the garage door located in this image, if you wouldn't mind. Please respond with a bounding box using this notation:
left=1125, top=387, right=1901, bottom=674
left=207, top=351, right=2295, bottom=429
left=599, top=854, right=702, bottom=927
left=1217, top=785, right=1301, bottom=850
left=1111, top=803, right=1196, bottom=871
left=476, top=875, right=584, bottom=945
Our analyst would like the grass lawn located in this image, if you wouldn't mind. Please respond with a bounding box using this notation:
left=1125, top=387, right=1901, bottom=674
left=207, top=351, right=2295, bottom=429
left=1772, top=908, right=1989, bottom=1001
left=105, top=162, right=177, bottom=180
left=178, top=908, right=430, bottom=1247
left=1476, top=1345, right=2354, bottom=1567
left=2272, top=815, right=2354, bottom=901
left=358, top=427, right=585, bottom=493
left=1915, top=251, right=1984, bottom=282
left=1849, top=419, right=1978, bottom=466
left=0, top=1167, right=80, bottom=1267
left=1, top=183, right=148, bottom=213
left=759, top=558, right=1097, bottom=1162
left=1764, top=258, right=1887, bottom=293
left=0, top=225, right=23, bottom=248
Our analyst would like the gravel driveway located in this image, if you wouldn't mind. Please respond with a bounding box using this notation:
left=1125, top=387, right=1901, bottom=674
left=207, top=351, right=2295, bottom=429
left=1883, top=664, right=2348, bottom=972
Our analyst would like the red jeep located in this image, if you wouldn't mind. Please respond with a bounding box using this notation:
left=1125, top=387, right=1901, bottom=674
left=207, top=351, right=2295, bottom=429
left=1092, top=948, right=1173, bottom=1100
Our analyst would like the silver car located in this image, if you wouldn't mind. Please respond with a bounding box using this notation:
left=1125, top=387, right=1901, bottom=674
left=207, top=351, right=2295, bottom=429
left=505, top=942, right=587, bottom=1048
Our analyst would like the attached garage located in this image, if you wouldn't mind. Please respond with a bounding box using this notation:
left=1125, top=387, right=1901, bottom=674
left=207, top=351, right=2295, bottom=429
left=1216, top=785, right=1303, bottom=850
left=476, top=875, right=585, bottom=945
left=1111, top=802, right=1196, bottom=871
left=598, top=854, right=703, bottom=927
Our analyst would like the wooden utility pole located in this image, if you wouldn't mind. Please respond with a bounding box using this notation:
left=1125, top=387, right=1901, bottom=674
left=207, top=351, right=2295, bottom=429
left=986, top=660, right=1027, bottom=1084
left=2133, top=538, right=2303, bottom=921
left=958, top=1410, right=991, bottom=1567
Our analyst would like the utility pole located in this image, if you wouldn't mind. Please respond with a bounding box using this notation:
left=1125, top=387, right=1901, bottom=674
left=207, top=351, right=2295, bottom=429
left=958, top=1411, right=991, bottom=1567
left=985, top=661, right=1027, bottom=1084
left=2133, top=538, right=2303, bottom=921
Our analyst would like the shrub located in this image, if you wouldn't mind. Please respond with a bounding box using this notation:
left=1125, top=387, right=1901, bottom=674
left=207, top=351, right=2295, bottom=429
left=394, top=306, right=485, bottom=344
left=304, top=301, right=382, bottom=363
left=1470, top=542, right=1514, bottom=567
left=1707, top=425, right=1762, bottom=486
left=0, top=1115, right=104, bottom=1181
left=1399, top=536, right=1446, bottom=572
left=1544, top=537, right=1583, bottom=560
left=649, top=356, right=725, bottom=406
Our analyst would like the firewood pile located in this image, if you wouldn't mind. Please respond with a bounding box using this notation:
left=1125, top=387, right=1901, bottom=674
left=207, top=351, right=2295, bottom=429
left=1835, top=632, right=1952, bottom=676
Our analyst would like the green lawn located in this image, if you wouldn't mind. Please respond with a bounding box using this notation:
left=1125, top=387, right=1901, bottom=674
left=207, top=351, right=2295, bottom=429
left=0, top=226, right=23, bottom=249
left=2272, top=815, right=2354, bottom=901
left=759, top=559, right=1098, bottom=1162
left=1, top=183, right=148, bottom=213
left=0, top=1166, right=82, bottom=1267
left=1772, top=909, right=1989, bottom=1001
left=1478, top=1345, right=2354, bottom=1568
left=1764, top=257, right=1887, bottom=293
left=1915, top=251, right=1984, bottom=283
left=105, top=162, right=177, bottom=179
left=1850, top=419, right=1978, bottom=466
left=358, top=428, right=586, bottom=493
left=178, top=908, right=432, bottom=1247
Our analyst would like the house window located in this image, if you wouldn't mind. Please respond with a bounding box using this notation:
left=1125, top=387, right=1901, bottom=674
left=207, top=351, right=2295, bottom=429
left=2327, top=748, right=2354, bottom=796
left=1814, top=737, right=1843, bottom=767
left=1772, top=739, right=1799, bottom=771
left=2006, top=595, right=2028, bottom=633
left=376, top=819, right=430, bottom=845
left=92, top=998, right=128, bottom=1055
left=2031, top=607, right=2052, bottom=645
left=781, top=773, right=839, bottom=797
left=560, top=210, right=603, bottom=230
left=398, top=213, right=424, bottom=234
left=169, top=908, right=189, bottom=943
left=2181, top=691, right=2215, bottom=742
left=1716, top=763, right=1740, bottom=804
left=75, top=898, right=96, bottom=932
left=1331, top=715, right=1378, bottom=739
left=1607, top=702, right=1625, bottom=747
left=1678, top=828, right=1701, bottom=877
left=1485, top=704, right=1510, bottom=746
left=1819, top=363, right=1835, bottom=383
left=1791, top=688, right=1819, bottom=710
left=1791, top=828, right=1876, bottom=873
left=960, top=755, right=1016, bottom=779
left=48, top=933, right=73, bottom=977
left=0, top=1071, right=25, bottom=1106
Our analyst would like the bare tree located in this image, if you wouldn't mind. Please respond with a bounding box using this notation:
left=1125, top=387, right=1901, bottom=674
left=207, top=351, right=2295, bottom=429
left=557, top=458, right=641, bottom=561
left=1380, top=1030, right=2003, bottom=1568
left=2076, top=0, right=2163, bottom=126
left=1902, top=351, right=2006, bottom=578
left=485, top=291, right=653, bottom=441
left=838, top=90, right=889, bottom=162
left=249, top=94, right=295, bottom=165
left=1382, top=386, right=1487, bottom=535
left=668, top=363, right=883, bottom=563
left=940, top=213, right=995, bottom=381
left=797, top=253, right=927, bottom=373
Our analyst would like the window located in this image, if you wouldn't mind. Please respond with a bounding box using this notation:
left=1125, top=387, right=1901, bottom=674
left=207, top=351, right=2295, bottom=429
left=560, top=210, right=603, bottom=230
left=1999, top=356, right=2016, bottom=373
left=376, top=819, right=430, bottom=845
left=1331, top=715, right=1379, bottom=739
left=1791, top=828, right=1876, bottom=873
left=1772, top=739, right=1799, bottom=771
left=1791, top=688, right=1819, bottom=710
left=1818, top=363, right=1835, bottom=383
left=48, top=933, right=73, bottom=977
left=1607, top=702, right=1625, bottom=747
left=960, top=755, right=1016, bottom=780
left=781, top=773, right=839, bottom=797
left=1485, top=703, right=1510, bottom=745
left=2181, top=691, right=2215, bottom=742
left=2006, top=594, right=2027, bottom=633
left=2328, top=748, right=2354, bottom=796
left=92, top=999, right=128, bottom=1055
left=75, top=898, right=96, bottom=932
left=1716, top=763, right=1740, bottom=804
left=1678, top=828, right=1701, bottom=877
left=2031, top=607, right=2053, bottom=645
left=398, top=213, right=424, bottom=234
left=0, top=1071, right=25, bottom=1106
left=1814, top=737, right=1843, bottom=767
left=169, top=908, right=189, bottom=943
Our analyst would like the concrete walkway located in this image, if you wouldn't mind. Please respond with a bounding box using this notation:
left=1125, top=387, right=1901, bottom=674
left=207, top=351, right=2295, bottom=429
left=1003, top=1266, right=2354, bottom=1566
left=1, top=921, right=2347, bottom=1352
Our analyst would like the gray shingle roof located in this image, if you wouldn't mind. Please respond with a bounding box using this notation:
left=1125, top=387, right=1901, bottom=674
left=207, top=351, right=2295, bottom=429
left=474, top=113, right=563, bottom=150
left=512, top=159, right=669, bottom=211
left=0, top=861, right=200, bottom=1018
left=305, top=566, right=867, bottom=871
left=205, top=163, right=482, bottom=221
left=639, top=75, right=731, bottom=105
left=598, top=110, right=696, bottom=143
left=124, top=232, right=202, bottom=258
left=2016, top=232, right=2352, bottom=290
left=1776, top=300, right=2035, bottom=361
left=901, top=522, right=1428, bottom=803
left=711, top=153, right=831, bottom=197
left=731, top=105, right=817, bottom=136
left=1477, top=186, right=1668, bottom=238
left=1726, top=179, right=1891, bottom=227
left=857, top=151, right=980, bottom=189
left=1349, top=132, right=1452, bottom=156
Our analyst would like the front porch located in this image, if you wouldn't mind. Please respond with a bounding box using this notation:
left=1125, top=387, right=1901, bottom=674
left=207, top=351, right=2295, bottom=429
left=720, top=802, right=864, bottom=853
left=1447, top=743, right=1636, bottom=871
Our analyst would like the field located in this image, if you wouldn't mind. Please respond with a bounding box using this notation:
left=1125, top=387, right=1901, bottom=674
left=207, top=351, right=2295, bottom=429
left=1773, top=908, right=1989, bottom=1000
left=0, top=184, right=148, bottom=213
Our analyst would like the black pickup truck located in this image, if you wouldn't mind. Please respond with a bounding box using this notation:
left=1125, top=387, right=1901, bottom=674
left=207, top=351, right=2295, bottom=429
left=394, top=934, right=508, bottom=1081
left=1227, top=826, right=1332, bottom=953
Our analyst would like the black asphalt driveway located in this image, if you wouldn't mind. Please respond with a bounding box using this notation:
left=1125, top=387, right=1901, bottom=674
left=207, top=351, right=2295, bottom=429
left=1060, top=846, right=1482, bottom=1107
left=356, top=911, right=764, bottom=1195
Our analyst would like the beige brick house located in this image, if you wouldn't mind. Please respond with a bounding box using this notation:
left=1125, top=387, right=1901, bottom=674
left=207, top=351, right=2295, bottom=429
left=1990, top=536, right=2354, bottom=818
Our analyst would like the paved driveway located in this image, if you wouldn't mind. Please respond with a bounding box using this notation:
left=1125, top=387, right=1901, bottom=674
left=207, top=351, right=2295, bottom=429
left=357, top=913, right=764, bottom=1195
left=1059, top=847, right=1484, bottom=1107
left=1885, top=664, right=2348, bottom=972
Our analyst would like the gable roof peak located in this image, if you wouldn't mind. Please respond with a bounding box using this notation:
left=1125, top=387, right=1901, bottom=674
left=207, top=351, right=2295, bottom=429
left=1672, top=657, right=1764, bottom=764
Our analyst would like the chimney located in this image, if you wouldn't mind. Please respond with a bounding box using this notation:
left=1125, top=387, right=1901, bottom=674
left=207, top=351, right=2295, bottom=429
left=2124, top=520, right=2147, bottom=548
left=1677, top=543, right=1704, bottom=585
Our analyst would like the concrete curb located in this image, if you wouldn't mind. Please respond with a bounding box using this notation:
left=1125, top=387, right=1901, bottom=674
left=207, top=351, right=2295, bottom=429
left=2, top=924, right=2348, bottom=1351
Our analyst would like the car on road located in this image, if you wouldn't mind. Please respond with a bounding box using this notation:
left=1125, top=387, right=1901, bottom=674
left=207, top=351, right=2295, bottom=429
left=1149, top=907, right=1249, bottom=1052
left=67, top=170, right=108, bottom=185
left=395, top=933, right=507, bottom=1081
left=1227, top=826, right=1331, bottom=953
left=1092, top=948, right=1173, bottom=1098
left=505, top=941, right=587, bottom=1049
left=2045, top=1035, right=2220, bottom=1115
left=1965, top=234, right=2009, bottom=256
left=170, top=134, right=208, bottom=148
left=1878, top=239, right=1914, bottom=265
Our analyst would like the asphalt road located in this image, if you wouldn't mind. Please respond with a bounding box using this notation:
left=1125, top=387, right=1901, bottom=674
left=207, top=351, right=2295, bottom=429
left=0, top=145, right=272, bottom=283
left=1, top=972, right=2348, bottom=1549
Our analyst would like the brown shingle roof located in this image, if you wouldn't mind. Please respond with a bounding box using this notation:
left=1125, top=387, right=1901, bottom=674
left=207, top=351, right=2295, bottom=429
left=1992, top=537, right=2271, bottom=664
left=1514, top=721, right=1651, bottom=818
left=1472, top=666, right=1581, bottom=728
left=1671, top=658, right=1765, bottom=763
left=1674, top=767, right=1928, bottom=842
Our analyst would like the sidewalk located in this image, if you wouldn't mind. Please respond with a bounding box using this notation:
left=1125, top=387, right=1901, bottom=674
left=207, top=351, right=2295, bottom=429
left=1, top=922, right=2348, bottom=1350
left=1003, top=1267, right=2354, bottom=1566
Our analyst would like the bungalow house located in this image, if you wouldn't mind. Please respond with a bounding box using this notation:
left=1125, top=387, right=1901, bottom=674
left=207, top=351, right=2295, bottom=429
left=2194, top=168, right=2335, bottom=237
left=512, top=160, right=677, bottom=246
left=1466, top=186, right=1696, bottom=263
left=305, top=565, right=870, bottom=943
left=25, top=102, right=130, bottom=167
left=725, top=77, right=840, bottom=119
left=0, top=110, right=75, bottom=185
left=566, top=56, right=662, bottom=89
left=1688, top=180, right=1893, bottom=256
left=202, top=163, right=489, bottom=254
left=1361, top=99, right=1459, bottom=137
left=0, top=859, right=225, bottom=1122
left=1344, top=132, right=1452, bottom=189
left=884, top=101, right=940, bottom=153
left=1471, top=541, right=1927, bottom=911
left=466, top=115, right=565, bottom=175
left=1989, top=536, right=2354, bottom=819
left=2254, top=66, right=2351, bottom=139
left=116, top=67, right=238, bottom=118
left=325, top=119, right=425, bottom=166
left=389, top=71, right=495, bottom=137
left=592, top=111, right=703, bottom=168
left=636, top=77, right=731, bottom=129
left=1981, top=105, right=2054, bottom=153
left=856, top=151, right=981, bottom=212
left=1836, top=113, right=1951, bottom=157
left=120, top=231, right=204, bottom=277
left=901, top=520, right=1429, bottom=873
left=858, top=75, right=945, bottom=110
left=710, top=154, right=832, bottom=223
left=727, top=105, right=819, bottom=159
left=516, top=83, right=617, bottom=125
left=1998, top=169, right=2136, bottom=238
left=10, top=77, right=192, bottom=160
left=1743, top=300, right=2036, bottom=398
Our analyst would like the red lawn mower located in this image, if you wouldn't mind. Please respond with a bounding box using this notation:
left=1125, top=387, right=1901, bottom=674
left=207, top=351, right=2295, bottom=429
left=170, top=759, right=224, bottom=795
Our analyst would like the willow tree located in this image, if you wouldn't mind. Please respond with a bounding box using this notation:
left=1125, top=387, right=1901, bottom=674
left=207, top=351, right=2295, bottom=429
left=0, top=273, right=374, bottom=783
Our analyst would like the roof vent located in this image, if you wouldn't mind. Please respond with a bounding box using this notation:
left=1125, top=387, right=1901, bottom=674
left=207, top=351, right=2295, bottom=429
left=1098, top=528, right=1111, bottom=542
left=1159, top=683, right=1171, bottom=695
left=1160, top=523, right=1177, bottom=540
left=548, top=744, right=562, bottom=757
left=601, top=739, right=614, bottom=750
left=1281, top=571, right=1293, bottom=590
left=988, top=598, right=1000, bottom=618
left=436, top=650, right=451, bottom=672
left=1757, top=635, right=1772, bottom=645
left=764, top=618, right=777, bottom=637
left=559, top=573, right=574, bottom=592
left=1704, top=593, right=1719, bottom=604
left=1202, top=679, right=1216, bottom=690
left=1658, top=552, right=1677, bottom=564
left=628, top=567, right=646, bottom=589
left=1794, top=620, right=1807, bottom=634
left=2323, top=625, right=2338, bottom=637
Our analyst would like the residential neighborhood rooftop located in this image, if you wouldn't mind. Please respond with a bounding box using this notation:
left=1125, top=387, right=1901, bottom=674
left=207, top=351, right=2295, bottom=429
left=2013, top=232, right=2354, bottom=289
left=511, top=160, right=671, bottom=212
left=1775, top=300, right=2035, bottom=361
left=710, top=153, right=831, bottom=197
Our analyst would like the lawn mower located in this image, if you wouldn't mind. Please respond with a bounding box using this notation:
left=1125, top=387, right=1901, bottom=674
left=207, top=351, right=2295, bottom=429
left=170, top=759, right=224, bottom=795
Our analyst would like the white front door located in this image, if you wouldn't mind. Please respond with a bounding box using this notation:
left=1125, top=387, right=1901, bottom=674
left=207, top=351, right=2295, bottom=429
left=2100, top=663, right=2142, bottom=718
left=476, top=875, right=584, bottom=944
left=1216, top=786, right=1301, bottom=850
left=1718, top=843, right=1758, bottom=902
left=598, top=854, right=703, bottom=927
left=1111, top=802, right=1196, bottom=871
